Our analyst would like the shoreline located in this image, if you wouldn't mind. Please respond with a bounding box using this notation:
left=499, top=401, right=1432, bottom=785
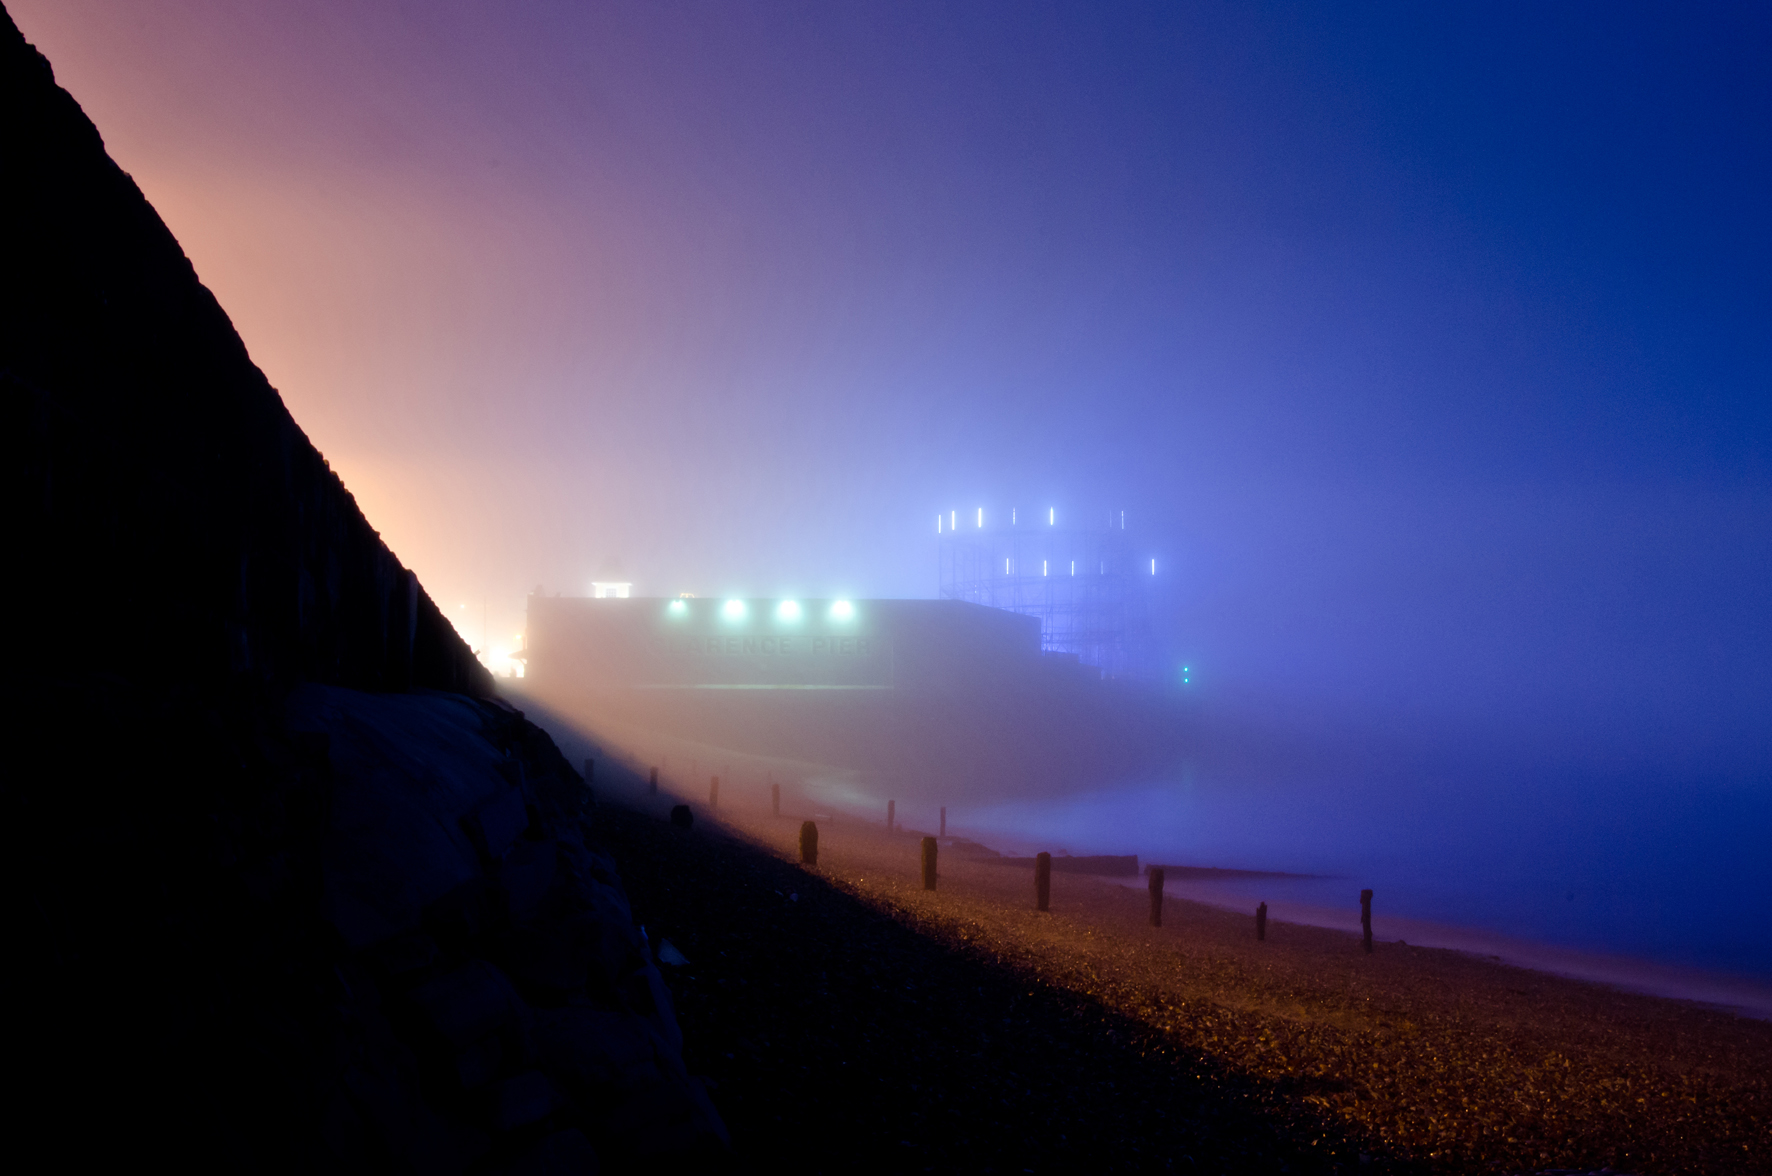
left=1102, top=872, right=1772, bottom=1021
left=509, top=681, right=1772, bottom=1014
left=604, top=790, right=1771, bottom=1173
left=927, top=815, right=1772, bottom=1021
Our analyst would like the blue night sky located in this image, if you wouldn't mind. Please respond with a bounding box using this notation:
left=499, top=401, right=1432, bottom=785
left=16, top=2, right=1770, bottom=804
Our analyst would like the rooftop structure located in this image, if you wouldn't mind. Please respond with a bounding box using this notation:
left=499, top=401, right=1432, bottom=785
left=937, top=507, right=1158, bottom=679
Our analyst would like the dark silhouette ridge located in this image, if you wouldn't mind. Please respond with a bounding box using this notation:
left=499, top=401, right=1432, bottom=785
left=2, top=12, right=486, bottom=698
left=3, top=10, right=724, bottom=1168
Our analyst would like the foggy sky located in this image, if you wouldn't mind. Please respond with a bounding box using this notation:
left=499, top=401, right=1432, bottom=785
left=14, top=1, right=1769, bottom=776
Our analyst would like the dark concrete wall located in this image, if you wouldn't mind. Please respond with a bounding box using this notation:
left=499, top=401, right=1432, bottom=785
left=1, top=12, right=489, bottom=699
left=0, top=12, right=695, bottom=1166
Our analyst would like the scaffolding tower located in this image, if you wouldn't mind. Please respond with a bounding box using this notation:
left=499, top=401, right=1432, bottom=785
left=937, top=510, right=1157, bottom=679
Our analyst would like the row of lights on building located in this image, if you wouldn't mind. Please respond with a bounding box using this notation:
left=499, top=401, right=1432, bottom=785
left=667, top=598, right=856, bottom=623
left=937, top=508, right=1127, bottom=532
left=1003, top=558, right=1158, bottom=577
left=937, top=507, right=1153, bottom=575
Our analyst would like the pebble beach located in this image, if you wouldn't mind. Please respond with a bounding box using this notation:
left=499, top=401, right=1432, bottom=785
left=599, top=791, right=1771, bottom=1174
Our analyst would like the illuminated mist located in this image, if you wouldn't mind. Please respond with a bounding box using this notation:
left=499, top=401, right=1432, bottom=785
left=16, top=2, right=1768, bottom=977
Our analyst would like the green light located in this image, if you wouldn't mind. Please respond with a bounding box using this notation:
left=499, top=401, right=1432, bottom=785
left=829, top=600, right=855, bottom=621
left=667, top=599, right=688, bottom=616
left=721, top=599, right=746, bottom=621
left=776, top=600, right=802, bottom=621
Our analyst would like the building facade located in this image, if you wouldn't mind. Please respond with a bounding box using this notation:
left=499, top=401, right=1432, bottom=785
left=937, top=509, right=1158, bottom=678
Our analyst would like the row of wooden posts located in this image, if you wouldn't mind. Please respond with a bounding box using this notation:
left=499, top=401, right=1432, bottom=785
left=646, top=767, right=785, bottom=818
left=790, top=821, right=938, bottom=894
left=629, top=764, right=1381, bottom=952
left=642, top=763, right=947, bottom=846
left=640, top=771, right=960, bottom=841
left=791, top=818, right=1375, bottom=948
left=643, top=767, right=954, bottom=833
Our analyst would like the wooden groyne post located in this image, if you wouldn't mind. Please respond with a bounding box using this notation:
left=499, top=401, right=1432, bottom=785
left=1035, top=852, right=1051, bottom=912
left=800, top=821, right=818, bottom=866
left=1256, top=901, right=1268, bottom=941
left=648, top=766, right=658, bottom=795
left=710, top=776, right=719, bottom=809
left=1148, top=866, right=1164, bottom=927
left=771, top=781, right=780, bottom=817
left=921, top=837, right=938, bottom=890
left=887, top=799, right=895, bottom=832
left=1360, top=889, right=1374, bottom=954
left=939, top=806, right=946, bottom=837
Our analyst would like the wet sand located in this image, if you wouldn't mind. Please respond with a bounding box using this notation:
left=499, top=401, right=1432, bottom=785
left=1104, top=875, right=1772, bottom=1021
left=598, top=789, right=1770, bottom=1174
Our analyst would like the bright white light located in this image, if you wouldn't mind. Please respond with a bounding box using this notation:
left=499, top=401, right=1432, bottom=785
left=950, top=510, right=956, bottom=530
left=722, top=599, right=746, bottom=620
left=1012, top=508, right=1017, bottom=524
left=1042, top=560, right=1048, bottom=576
left=1070, top=561, right=1075, bottom=575
left=829, top=600, right=855, bottom=621
left=976, top=507, right=983, bottom=527
left=776, top=600, right=802, bottom=621
left=936, top=514, right=942, bottom=533
left=1120, top=511, right=1125, bottom=530
left=667, top=599, right=688, bottom=616
left=1049, top=507, right=1055, bottom=525
left=1151, top=559, right=1157, bottom=574
left=1005, top=558, right=1011, bottom=574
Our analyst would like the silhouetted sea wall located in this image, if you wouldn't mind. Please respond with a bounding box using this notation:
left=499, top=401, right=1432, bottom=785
left=4, top=9, right=723, bottom=1166
left=3, top=15, right=483, bottom=698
